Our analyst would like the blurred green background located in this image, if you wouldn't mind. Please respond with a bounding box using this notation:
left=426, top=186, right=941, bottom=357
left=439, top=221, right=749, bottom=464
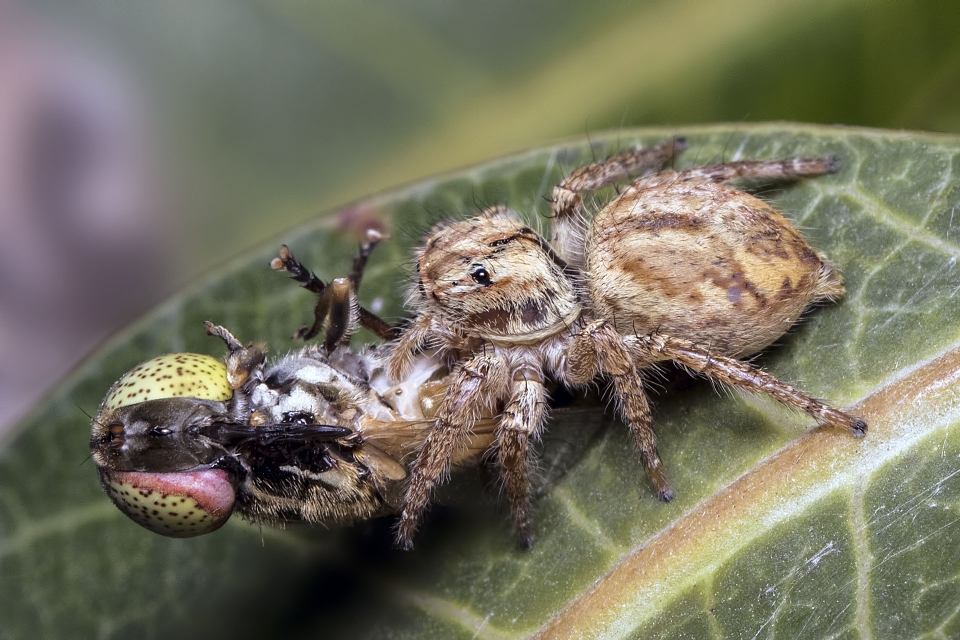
left=4, top=0, right=960, bottom=432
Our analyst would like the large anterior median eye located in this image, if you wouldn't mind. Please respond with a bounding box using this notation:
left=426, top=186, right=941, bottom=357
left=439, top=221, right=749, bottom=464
left=469, top=264, right=492, bottom=286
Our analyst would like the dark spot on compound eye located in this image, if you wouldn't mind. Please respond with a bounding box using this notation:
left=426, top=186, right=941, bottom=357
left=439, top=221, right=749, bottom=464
left=469, top=264, right=492, bottom=286
left=726, top=286, right=742, bottom=303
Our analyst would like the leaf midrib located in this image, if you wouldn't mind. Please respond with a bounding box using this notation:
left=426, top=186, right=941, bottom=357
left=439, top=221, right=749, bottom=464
left=532, top=337, right=960, bottom=638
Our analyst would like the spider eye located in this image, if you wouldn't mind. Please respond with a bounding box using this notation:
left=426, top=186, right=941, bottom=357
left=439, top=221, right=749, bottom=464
left=469, top=264, right=492, bottom=286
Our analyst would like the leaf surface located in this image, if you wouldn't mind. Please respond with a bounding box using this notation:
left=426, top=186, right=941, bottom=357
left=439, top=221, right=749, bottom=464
left=4, top=124, right=960, bottom=639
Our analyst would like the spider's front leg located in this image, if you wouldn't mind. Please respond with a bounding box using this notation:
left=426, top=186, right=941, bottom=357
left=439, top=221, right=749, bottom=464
left=387, top=314, right=435, bottom=382
left=496, top=369, right=548, bottom=547
left=566, top=320, right=673, bottom=501
left=550, top=137, right=686, bottom=267
left=397, top=353, right=508, bottom=549
left=626, top=334, right=867, bottom=436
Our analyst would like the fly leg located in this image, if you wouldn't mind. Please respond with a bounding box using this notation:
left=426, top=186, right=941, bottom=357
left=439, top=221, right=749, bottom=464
left=204, top=321, right=266, bottom=390
left=271, top=234, right=398, bottom=346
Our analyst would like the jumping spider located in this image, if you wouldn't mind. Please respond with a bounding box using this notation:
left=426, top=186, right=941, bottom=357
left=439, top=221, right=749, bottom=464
left=390, top=137, right=867, bottom=548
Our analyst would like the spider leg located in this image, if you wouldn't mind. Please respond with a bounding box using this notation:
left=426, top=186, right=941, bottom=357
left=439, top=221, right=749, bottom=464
left=496, top=370, right=548, bottom=547
left=566, top=320, right=673, bottom=501
left=387, top=314, right=434, bottom=381
left=551, top=137, right=686, bottom=266
left=626, top=333, right=867, bottom=436
left=397, top=353, right=508, bottom=549
left=629, top=156, right=837, bottom=190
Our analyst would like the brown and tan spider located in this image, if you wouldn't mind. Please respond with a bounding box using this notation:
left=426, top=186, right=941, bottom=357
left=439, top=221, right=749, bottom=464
left=388, top=137, right=867, bottom=548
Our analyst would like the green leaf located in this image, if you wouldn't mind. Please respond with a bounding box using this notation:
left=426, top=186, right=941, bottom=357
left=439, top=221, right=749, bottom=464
left=4, top=124, right=960, bottom=639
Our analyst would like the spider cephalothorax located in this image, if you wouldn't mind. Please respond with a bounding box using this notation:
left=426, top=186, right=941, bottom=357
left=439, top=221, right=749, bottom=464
left=415, top=212, right=581, bottom=345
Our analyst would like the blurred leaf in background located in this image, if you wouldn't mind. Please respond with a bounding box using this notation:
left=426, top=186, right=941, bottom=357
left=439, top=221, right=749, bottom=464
left=3, top=0, right=960, bottom=431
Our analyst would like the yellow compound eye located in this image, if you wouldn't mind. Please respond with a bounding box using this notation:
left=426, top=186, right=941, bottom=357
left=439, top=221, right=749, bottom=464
left=100, top=468, right=237, bottom=537
left=102, top=353, right=232, bottom=412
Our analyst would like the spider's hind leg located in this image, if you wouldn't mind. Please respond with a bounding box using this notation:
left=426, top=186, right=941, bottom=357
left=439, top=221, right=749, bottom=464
left=631, top=156, right=838, bottom=191
left=626, top=333, right=867, bottom=437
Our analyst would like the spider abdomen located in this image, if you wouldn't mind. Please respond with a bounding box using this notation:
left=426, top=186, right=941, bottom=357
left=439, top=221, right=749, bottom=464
left=585, top=180, right=844, bottom=357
